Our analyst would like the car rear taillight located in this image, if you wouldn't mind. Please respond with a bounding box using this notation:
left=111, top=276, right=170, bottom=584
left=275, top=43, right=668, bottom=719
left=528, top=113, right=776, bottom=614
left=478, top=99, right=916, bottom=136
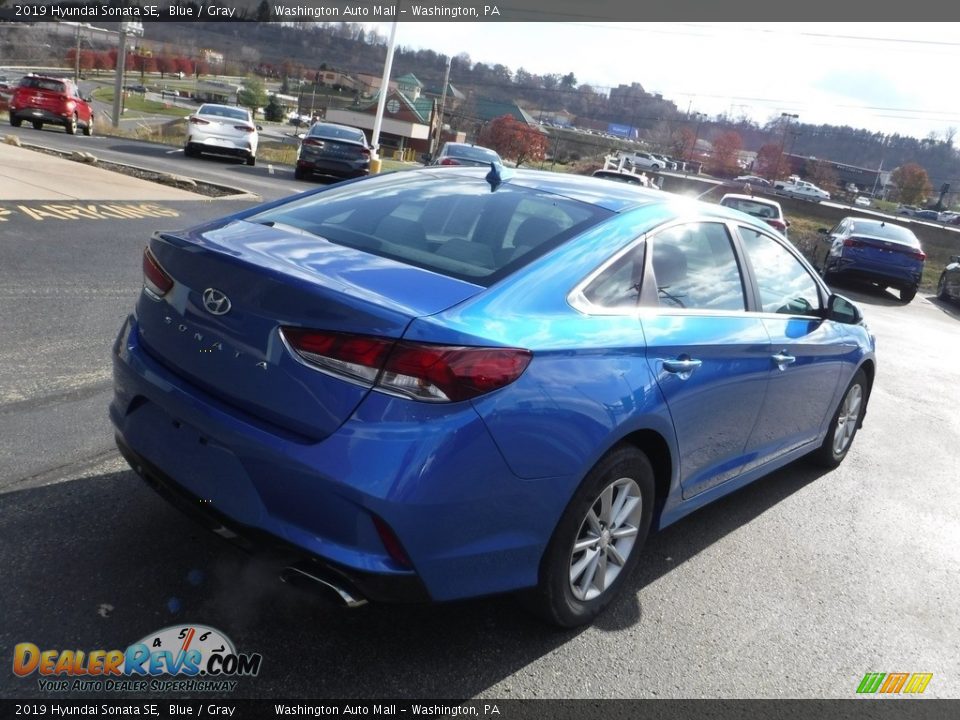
left=281, top=328, right=532, bottom=402
left=142, top=248, right=174, bottom=298
left=360, top=147, right=370, bottom=157
left=766, top=219, right=787, bottom=232
left=234, top=125, right=255, bottom=133
left=910, top=249, right=926, bottom=261
left=302, top=137, right=323, bottom=146
left=189, top=117, right=210, bottom=125
left=843, top=238, right=865, bottom=249
left=439, top=157, right=461, bottom=165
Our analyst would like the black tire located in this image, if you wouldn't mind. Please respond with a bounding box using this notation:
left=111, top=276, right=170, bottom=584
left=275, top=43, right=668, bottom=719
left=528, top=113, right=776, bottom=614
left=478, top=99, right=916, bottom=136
left=246, top=153, right=256, bottom=167
left=899, top=286, right=917, bottom=304
left=525, top=445, right=655, bottom=628
left=809, top=369, right=868, bottom=469
left=10, top=116, right=22, bottom=128
left=82, top=115, right=93, bottom=137
left=294, top=166, right=308, bottom=181
left=184, top=143, right=197, bottom=158
left=32, top=121, right=43, bottom=131
left=65, top=113, right=77, bottom=135
left=937, top=273, right=950, bottom=301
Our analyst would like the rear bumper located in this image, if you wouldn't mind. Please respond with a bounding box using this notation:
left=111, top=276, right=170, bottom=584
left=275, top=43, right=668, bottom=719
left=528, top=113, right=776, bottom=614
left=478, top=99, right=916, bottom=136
left=830, top=257, right=922, bottom=287
left=111, top=314, right=561, bottom=602
left=10, top=107, right=70, bottom=124
left=115, top=433, right=429, bottom=604
left=296, top=157, right=369, bottom=178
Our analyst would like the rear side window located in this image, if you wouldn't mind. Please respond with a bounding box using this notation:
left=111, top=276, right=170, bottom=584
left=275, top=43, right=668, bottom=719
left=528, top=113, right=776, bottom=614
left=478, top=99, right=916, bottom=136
left=722, top=198, right=779, bottom=219
left=310, top=124, right=367, bottom=144
left=649, top=223, right=746, bottom=311
left=246, top=174, right=609, bottom=285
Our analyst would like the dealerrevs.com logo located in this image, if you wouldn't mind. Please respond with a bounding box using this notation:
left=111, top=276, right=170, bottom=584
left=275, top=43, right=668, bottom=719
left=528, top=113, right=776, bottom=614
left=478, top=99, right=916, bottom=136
left=13, top=625, right=262, bottom=693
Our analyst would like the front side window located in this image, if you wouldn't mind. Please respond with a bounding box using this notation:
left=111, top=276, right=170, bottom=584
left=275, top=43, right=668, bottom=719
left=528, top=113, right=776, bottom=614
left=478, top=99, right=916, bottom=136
left=738, top=228, right=822, bottom=315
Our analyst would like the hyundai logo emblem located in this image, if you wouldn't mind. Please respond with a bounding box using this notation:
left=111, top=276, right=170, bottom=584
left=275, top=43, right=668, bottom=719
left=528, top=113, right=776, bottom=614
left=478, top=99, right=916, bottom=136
left=202, top=288, right=232, bottom=316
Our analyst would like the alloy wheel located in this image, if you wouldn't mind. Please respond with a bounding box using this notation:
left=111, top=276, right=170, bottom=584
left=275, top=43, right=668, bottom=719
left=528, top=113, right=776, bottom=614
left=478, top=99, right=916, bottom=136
left=832, top=383, right=863, bottom=456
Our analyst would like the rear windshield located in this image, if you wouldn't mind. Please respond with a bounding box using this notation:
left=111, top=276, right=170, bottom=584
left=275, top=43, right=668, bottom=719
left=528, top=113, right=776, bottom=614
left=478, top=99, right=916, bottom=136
left=444, top=144, right=499, bottom=163
left=246, top=172, right=609, bottom=285
left=722, top=198, right=780, bottom=219
left=851, top=221, right=920, bottom=246
left=19, top=77, right=66, bottom=93
left=198, top=105, right=249, bottom=121
left=309, top=124, right=366, bottom=144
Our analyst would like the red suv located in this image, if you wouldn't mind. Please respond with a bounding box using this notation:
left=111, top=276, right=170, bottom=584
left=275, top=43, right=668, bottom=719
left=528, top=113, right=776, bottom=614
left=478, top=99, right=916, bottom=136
left=8, top=75, right=94, bottom=135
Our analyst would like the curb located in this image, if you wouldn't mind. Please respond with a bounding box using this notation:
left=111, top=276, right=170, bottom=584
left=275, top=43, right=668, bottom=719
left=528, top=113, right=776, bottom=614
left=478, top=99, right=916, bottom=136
left=16, top=141, right=261, bottom=202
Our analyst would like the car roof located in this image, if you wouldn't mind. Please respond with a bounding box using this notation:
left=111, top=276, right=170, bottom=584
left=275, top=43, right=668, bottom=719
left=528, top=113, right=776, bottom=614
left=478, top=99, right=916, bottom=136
left=720, top=193, right=782, bottom=206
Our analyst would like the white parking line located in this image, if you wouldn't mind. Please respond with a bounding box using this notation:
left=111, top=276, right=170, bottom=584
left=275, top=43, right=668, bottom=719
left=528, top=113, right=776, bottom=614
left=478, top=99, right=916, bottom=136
left=165, top=149, right=183, bottom=155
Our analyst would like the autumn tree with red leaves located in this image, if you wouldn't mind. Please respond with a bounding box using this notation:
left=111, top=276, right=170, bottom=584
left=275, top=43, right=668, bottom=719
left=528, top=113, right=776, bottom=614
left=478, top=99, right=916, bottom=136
left=707, top=130, right=743, bottom=177
left=754, top=143, right=791, bottom=180
left=891, top=163, right=933, bottom=206
left=478, top=114, right=548, bottom=168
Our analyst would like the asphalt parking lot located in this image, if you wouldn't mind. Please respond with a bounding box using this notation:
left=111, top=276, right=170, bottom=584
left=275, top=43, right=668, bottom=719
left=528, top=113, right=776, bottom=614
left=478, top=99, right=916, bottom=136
left=1, top=139, right=958, bottom=700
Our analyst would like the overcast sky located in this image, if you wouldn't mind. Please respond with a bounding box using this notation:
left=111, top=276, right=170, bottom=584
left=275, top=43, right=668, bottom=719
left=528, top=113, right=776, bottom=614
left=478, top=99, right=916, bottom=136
left=365, top=22, right=960, bottom=141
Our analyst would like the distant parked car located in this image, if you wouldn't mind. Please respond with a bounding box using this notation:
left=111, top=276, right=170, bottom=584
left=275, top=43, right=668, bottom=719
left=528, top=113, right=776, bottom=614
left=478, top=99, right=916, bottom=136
left=430, top=142, right=501, bottom=167
left=592, top=169, right=654, bottom=187
left=912, top=209, right=940, bottom=221
left=819, top=217, right=925, bottom=303
left=650, top=153, right=677, bottom=171
left=719, top=193, right=790, bottom=235
left=184, top=103, right=259, bottom=166
left=620, top=151, right=665, bottom=171
left=936, top=255, right=960, bottom=304
left=294, top=121, right=371, bottom=181
left=734, top=175, right=772, bottom=187
left=897, top=204, right=921, bottom=216
left=8, top=74, right=94, bottom=135
left=854, top=196, right=872, bottom=207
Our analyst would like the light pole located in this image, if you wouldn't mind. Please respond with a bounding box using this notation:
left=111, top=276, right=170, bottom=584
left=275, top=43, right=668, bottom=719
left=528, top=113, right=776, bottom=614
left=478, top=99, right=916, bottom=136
left=777, top=112, right=799, bottom=180
left=688, top=111, right=705, bottom=175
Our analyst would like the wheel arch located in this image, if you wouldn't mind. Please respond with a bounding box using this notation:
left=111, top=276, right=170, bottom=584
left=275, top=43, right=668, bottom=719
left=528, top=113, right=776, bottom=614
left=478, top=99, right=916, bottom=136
left=612, top=429, right=673, bottom=526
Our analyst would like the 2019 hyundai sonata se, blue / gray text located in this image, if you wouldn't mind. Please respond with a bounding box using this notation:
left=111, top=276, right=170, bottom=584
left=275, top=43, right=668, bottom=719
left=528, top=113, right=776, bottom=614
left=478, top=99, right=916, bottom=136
left=111, top=167, right=876, bottom=626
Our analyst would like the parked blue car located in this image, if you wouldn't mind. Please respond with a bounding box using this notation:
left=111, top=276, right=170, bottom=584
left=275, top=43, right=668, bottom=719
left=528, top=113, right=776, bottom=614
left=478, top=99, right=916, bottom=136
left=819, top=217, right=926, bottom=303
left=111, top=167, right=876, bottom=627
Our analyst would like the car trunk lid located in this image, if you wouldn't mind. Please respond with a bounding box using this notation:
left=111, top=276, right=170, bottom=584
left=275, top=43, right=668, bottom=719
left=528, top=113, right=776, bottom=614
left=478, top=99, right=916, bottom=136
left=136, top=220, right=484, bottom=440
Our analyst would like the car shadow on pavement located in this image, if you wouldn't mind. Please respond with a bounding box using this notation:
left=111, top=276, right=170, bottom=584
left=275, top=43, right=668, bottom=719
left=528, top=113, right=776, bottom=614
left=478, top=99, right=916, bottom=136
left=927, top=295, right=960, bottom=321
left=0, top=458, right=829, bottom=699
left=823, top=279, right=906, bottom=306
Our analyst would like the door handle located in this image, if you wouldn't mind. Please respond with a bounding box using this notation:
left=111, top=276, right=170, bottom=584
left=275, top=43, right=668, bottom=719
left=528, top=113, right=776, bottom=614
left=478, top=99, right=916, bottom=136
left=663, top=357, right=703, bottom=377
left=772, top=352, right=796, bottom=370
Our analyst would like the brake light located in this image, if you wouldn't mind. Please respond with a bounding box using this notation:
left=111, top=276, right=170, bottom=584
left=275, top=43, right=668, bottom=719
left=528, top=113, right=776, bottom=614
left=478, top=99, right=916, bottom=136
left=234, top=125, right=255, bottom=133
left=911, top=249, right=926, bottom=261
left=843, top=238, right=865, bottom=248
left=281, top=328, right=532, bottom=402
left=439, top=157, right=461, bottom=165
left=766, top=219, right=787, bottom=232
left=360, top=147, right=370, bottom=157
left=189, top=117, right=210, bottom=125
left=142, top=248, right=174, bottom=298
left=302, top=137, right=324, bottom=146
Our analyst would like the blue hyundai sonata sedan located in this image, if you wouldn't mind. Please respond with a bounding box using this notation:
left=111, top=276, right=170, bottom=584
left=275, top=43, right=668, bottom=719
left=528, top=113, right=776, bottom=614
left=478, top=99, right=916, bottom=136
left=111, top=166, right=876, bottom=627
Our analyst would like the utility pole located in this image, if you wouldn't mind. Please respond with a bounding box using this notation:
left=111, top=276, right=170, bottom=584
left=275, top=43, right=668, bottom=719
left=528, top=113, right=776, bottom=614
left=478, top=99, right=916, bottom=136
left=111, top=25, right=130, bottom=128
left=370, top=20, right=398, bottom=170
left=431, top=55, right=452, bottom=157
left=74, top=24, right=81, bottom=83
left=776, top=112, right=799, bottom=180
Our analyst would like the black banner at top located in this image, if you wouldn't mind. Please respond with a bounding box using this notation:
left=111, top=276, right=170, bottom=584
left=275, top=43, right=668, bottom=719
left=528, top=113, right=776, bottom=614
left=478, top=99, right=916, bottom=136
left=4, top=0, right=960, bottom=22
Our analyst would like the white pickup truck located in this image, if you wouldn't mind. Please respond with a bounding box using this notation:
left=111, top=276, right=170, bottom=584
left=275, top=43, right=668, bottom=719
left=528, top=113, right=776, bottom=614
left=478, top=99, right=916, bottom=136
left=773, top=176, right=831, bottom=202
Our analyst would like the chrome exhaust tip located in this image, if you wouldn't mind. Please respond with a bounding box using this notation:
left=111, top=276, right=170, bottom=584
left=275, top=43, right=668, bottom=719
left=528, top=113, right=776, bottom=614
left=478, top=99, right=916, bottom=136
left=280, top=565, right=368, bottom=608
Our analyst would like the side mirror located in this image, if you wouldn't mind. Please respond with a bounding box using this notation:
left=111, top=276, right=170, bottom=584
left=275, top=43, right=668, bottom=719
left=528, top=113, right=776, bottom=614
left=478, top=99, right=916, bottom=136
left=785, top=220, right=791, bottom=227
left=950, top=255, right=960, bottom=264
left=818, top=228, right=829, bottom=234
left=256, top=125, right=263, bottom=131
left=827, top=293, right=862, bottom=325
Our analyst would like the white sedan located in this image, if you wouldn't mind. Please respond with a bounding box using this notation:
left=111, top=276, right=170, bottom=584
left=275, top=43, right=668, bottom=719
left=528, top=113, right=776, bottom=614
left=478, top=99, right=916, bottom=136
left=184, top=104, right=259, bottom=166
